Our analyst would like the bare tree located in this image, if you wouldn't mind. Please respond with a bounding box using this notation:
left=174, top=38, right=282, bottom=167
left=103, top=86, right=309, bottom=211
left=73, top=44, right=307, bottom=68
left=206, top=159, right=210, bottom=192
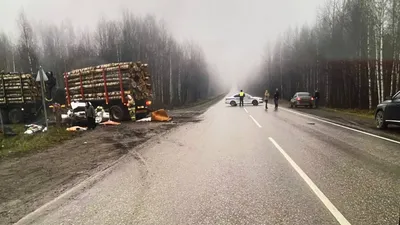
left=246, top=0, right=399, bottom=110
left=17, top=10, right=38, bottom=74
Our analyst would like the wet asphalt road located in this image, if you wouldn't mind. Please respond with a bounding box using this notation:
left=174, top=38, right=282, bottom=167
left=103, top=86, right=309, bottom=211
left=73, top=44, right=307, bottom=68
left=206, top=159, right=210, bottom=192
left=24, top=99, right=400, bottom=225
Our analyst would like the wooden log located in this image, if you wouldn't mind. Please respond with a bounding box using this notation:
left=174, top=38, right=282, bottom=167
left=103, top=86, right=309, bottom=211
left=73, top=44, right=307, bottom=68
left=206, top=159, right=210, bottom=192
left=68, top=77, right=130, bottom=87
left=67, top=72, right=132, bottom=83
left=71, top=90, right=131, bottom=99
left=65, top=61, right=152, bottom=102
left=1, top=74, right=34, bottom=80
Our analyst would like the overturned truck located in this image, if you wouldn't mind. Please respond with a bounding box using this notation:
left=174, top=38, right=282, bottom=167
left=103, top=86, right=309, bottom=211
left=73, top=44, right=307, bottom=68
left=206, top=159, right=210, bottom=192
left=64, top=61, right=153, bottom=121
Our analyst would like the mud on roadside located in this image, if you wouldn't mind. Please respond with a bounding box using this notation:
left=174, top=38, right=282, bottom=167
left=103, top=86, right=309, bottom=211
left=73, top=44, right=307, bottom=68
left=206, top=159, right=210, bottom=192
left=0, top=101, right=216, bottom=225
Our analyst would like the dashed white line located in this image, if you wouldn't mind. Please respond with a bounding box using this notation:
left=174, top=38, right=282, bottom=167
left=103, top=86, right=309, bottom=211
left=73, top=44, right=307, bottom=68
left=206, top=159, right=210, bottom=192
left=244, top=108, right=249, bottom=113
left=279, top=107, right=400, bottom=145
left=268, top=137, right=351, bottom=225
left=249, top=115, right=262, bottom=128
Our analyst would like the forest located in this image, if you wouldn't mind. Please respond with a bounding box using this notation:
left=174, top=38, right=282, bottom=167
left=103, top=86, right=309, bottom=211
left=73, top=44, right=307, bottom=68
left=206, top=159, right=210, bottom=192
left=245, top=0, right=400, bottom=109
left=0, top=11, right=224, bottom=107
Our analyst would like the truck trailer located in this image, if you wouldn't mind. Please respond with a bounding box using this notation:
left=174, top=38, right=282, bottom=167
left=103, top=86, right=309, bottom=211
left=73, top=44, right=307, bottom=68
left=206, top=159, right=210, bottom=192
left=63, top=61, right=152, bottom=121
left=0, top=72, right=56, bottom=124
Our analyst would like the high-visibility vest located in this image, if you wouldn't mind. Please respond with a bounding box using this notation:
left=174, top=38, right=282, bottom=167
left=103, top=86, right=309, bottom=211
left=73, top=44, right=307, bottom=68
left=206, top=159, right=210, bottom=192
left=239, top=92, right=244, bottom=97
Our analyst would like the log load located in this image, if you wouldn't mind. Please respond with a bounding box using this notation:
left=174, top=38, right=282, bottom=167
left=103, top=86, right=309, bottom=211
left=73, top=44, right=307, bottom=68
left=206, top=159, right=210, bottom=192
left=64, top=61, right=152, bottom=104
left=0, top=73, right=41, bottom=104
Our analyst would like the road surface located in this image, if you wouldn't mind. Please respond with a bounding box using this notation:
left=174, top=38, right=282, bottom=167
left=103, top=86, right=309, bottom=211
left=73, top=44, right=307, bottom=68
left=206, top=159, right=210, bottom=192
left=19, top=99, right=400, bottom=225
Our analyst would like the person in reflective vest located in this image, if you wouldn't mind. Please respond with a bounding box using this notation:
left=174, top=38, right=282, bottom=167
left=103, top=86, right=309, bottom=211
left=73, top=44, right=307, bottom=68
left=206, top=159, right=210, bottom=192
left=239, top=90, right=245, bottom=107
left=127, top=95, right=136, bottom=122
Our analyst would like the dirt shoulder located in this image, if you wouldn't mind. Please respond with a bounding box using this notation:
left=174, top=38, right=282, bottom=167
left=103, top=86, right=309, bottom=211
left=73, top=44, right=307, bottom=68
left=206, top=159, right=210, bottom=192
left=290, top=106, right=400, bottom=142
left=0, top=95, right=224, bottom=225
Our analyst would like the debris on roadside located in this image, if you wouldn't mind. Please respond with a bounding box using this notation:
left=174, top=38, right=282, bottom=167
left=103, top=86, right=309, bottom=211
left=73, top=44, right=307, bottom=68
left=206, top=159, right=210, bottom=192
left=151, top=109, right=172, bottom=122
left=137, top=117, right=151, bottom=122
left=100, top=120, right=120, bottom=126
left=66, top=126, right=87, bottom=132
left=24, top=124, right=45, bottom=134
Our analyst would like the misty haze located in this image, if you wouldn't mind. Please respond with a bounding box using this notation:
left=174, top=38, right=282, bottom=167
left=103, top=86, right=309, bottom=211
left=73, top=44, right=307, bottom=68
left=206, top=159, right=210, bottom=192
left=0, top=0, right=399, bottom=225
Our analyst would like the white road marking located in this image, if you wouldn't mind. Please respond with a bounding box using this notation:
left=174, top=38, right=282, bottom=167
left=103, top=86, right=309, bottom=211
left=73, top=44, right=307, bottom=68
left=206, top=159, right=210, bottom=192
left=268, top=137, right=351, bottom=225
left=249, top=115, right=262, bottom=128
left=278, top=106, right=400, bottom=145
left=244, top=108, right=249, bottom=113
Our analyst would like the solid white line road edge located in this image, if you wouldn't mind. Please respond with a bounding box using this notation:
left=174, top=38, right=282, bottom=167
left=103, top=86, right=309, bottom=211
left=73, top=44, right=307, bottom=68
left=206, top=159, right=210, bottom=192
left=244, top=107, right=249, bottom=113
left=249, top=115, right=262, bottom=128
left=268, top=137, right=351, bottom=225
left=278, top=106, right=400, bottom=145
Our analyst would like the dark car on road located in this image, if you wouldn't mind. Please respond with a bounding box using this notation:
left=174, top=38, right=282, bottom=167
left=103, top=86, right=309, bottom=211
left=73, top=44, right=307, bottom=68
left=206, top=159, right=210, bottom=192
left=375, top=91, right=400, bottom=129
left=289, top=92, right=314, bottom=108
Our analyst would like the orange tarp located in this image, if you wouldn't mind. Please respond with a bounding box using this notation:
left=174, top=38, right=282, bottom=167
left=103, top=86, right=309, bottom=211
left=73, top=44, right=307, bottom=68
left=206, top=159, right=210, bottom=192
left=151, top=109, right=172, bottom=122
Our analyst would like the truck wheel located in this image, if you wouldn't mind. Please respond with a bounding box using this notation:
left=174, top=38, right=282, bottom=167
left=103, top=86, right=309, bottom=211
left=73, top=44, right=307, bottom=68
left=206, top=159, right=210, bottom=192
left=8, top=108, right=24, bottom=124
left=110, top=106, right=124, bottom=122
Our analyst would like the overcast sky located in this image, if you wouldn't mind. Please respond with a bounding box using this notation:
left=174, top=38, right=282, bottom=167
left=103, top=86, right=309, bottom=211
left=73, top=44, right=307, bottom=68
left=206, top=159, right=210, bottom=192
left=0, top=0, right=325, bottom=82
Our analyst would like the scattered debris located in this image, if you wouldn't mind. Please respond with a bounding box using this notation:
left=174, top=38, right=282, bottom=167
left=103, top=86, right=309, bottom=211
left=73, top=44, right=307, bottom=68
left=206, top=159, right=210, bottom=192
left=100, top=120, right=121, bottom=126
left=137, top=117, right=151, bottom=122
left=66, top=126, right=88, bottom=132
left=24, top=124, right=44, bottom=134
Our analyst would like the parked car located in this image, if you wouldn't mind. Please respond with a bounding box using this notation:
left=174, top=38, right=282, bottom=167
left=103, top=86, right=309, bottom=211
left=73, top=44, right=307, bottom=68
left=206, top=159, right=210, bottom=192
left=225, top=93, right=263, bottom=106
left=375, top=91, right=400, bottom=129
left=289, top=92, right=314, bottom=108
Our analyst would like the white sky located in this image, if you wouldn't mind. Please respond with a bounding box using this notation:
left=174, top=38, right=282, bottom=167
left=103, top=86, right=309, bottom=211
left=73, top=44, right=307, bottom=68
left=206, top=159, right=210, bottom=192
left=0, top=0, right=325, bottom=82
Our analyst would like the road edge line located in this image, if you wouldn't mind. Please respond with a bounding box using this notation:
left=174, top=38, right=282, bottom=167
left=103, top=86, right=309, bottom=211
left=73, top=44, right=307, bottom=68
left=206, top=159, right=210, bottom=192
left=268, top=137, right=351, bottom=225
left=244, top=107, right=249, bottom=113
left=278, top=106, right=400, bottom=145
left=249, top=115, right=262, bottom=128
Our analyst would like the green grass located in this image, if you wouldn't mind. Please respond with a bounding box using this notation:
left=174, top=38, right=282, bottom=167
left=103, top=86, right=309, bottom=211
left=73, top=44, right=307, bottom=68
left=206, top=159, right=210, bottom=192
left=322, top=107, right=375, bottom=119
left=0, top=125, right=76, bottom=158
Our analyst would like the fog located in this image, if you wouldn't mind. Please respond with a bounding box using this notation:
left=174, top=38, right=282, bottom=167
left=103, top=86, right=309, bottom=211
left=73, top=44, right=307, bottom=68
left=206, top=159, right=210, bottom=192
left=0, top=0, right=324, bottom=84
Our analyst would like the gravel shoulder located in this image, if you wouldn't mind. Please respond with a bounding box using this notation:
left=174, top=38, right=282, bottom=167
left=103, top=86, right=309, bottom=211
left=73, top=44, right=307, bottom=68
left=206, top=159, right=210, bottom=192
left=0, top=95, right=223, bottom=225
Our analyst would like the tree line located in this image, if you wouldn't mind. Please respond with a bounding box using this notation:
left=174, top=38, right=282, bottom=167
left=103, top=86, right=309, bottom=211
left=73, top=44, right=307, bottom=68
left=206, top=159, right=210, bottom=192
left=0, top=10, right=224, bottom=107
left=245, top=0, right=400, bottom=109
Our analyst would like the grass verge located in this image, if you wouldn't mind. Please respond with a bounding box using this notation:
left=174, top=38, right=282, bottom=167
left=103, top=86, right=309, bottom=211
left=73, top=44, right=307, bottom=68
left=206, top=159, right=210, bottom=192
left=0, top=125, right=76, bottom=158
left=321, top=107, right=375, bottom=119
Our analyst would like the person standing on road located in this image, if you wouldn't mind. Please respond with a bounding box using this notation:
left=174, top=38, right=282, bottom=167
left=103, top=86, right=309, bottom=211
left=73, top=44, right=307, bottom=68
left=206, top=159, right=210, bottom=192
left=273, top=88, right=280, bottom=109
left=127, top=95, right=136, bottom=121
left=314, top=89, right=320, bottom=108
left=264, top=89, right=270, bottom=109
left=85, top=102, right=96, bottom=130
left=239, top=90, right=245, bottom=107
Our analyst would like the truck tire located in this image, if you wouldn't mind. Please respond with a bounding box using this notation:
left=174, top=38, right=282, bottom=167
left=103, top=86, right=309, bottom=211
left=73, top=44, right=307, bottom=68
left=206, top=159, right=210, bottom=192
left=8, top=108, right=24, bottom=124
left=110, top=105, right=124, bottom=122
